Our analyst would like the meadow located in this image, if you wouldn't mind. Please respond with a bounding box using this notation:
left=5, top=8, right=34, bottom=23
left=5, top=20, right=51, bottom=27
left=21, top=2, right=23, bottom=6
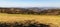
left=0, top=13, right=60, bottom=27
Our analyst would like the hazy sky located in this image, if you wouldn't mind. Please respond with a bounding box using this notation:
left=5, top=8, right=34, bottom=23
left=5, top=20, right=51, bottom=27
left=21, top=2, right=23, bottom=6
left=0, top=0, right=60, bottom=7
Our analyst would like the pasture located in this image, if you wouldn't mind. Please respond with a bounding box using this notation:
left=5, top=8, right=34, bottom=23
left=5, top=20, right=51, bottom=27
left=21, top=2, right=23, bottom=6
left=0, top=13, right=60, bottom=27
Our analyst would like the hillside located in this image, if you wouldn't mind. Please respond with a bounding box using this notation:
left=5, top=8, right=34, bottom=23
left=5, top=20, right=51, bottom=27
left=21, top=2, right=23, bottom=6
left=0, top=7, right=60, bottom=15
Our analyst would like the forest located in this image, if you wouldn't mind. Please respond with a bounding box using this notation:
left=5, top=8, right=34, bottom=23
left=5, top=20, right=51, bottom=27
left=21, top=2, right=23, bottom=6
left=0, top=7, right=60, bottom=15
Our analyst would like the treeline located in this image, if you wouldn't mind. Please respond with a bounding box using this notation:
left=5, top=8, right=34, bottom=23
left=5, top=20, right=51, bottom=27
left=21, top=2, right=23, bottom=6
left=0, top=20, right=57, bottom=27
left=0, top=8, right=60, bottom=15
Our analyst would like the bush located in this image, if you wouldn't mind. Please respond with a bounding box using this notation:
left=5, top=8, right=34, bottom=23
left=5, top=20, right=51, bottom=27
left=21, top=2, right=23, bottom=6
left=0, top=20, right=52, bottom=27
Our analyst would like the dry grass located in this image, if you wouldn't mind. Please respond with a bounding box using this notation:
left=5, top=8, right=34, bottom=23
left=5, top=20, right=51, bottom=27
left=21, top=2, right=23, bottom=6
left=0, top=13, right=60, bottom=27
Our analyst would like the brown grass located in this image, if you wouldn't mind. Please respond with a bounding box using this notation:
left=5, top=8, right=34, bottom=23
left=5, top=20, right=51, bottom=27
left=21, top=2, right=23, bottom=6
left=0, top=13, right=60, bottom=27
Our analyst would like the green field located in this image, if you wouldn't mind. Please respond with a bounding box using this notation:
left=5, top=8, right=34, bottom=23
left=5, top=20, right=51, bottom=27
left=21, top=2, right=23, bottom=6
left=0, top=13, right=60, bottom=27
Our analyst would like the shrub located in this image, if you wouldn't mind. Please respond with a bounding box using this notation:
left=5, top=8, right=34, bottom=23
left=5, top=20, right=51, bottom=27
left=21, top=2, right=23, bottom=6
left=0, top=20, right=55, bottom=27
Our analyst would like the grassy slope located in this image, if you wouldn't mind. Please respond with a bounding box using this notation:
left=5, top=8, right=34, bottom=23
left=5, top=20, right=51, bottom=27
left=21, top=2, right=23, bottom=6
left=0, top=13, right=60, bottom=27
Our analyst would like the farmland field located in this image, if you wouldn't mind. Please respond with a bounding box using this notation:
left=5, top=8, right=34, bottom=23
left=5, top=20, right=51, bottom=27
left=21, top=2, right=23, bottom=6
left=0, top=13, right=60, bottom=27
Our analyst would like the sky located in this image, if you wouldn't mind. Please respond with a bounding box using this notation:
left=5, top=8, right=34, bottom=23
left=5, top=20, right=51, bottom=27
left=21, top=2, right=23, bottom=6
left=0, top=0, right=60, bottom=7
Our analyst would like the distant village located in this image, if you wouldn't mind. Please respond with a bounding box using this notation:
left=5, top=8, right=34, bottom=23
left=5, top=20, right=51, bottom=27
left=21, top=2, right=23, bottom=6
left=0, top=7, right=60, bottom=15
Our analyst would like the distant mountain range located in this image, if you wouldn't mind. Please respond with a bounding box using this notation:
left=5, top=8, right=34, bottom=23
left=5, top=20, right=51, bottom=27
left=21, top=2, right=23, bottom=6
left=0, top=7, right=60, bottom=10
left=0, top=7, right=60, bottom=15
